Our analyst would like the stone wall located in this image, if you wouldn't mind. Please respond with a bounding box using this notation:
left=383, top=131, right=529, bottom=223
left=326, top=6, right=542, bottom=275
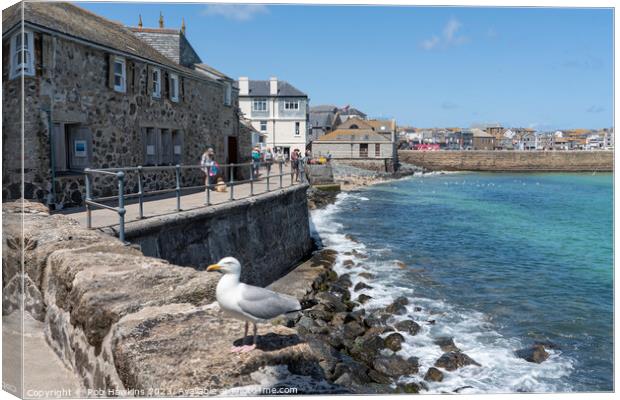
left=398, top=150, right=613, bottom=172
left=108, top=184, right=313, bottom=287
left=2, top=196, right=315, bottom=394
left=332, top=159, right=394, bottom=173
left=2, top=31, right=248, bottom=209
left=305, top=164, right=335, bottom=185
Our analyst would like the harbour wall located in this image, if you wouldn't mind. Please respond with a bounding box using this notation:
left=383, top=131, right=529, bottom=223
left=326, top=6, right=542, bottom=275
left=398, top=150, right=613, bottom=172
left=2, top=189, right=313, bottom=394
left=111, top=184, right=313, bottom=287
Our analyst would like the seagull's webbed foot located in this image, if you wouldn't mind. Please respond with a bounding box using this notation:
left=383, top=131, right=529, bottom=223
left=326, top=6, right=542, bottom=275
left=230, top=346, right=245, bottom=353
left=239, top=344, right=256, bottom=353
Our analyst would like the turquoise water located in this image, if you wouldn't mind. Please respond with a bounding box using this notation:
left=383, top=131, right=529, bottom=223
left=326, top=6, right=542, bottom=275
left=312, top=172, right=613, bottom=392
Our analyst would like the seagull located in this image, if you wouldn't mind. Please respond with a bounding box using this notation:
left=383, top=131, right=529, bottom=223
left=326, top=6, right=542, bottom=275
left=207, top=257, right=307, bottom=353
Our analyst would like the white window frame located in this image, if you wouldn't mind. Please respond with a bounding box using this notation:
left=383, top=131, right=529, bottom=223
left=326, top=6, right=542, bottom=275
left=224, top=82, right=232, bottom=106
left=9, top=30, right=35, bottom=79
left=294, top=122, right=301, bottom=137
left=113, top=56, right=126, bottom=93
left=152, top=67, right=161, bottom=98
left=252, top=98, right=267, bottom=112
left=260, top=121, right=267, bottom=132
left=284, top=100, right=300, bottom=110
left=170, top=73, right=179, bottom=102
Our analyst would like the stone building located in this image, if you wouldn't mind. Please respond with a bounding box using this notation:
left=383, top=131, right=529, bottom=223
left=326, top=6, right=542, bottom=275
left=238, top=76, right=309, bottom=158
left=312, top=128, right=396, bottom=172
left=2, top=2, right=247, bottom=209
left=309, top=105, right=342, bottom=142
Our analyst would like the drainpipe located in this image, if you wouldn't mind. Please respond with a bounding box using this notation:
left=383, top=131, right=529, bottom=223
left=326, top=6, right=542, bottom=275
left=43, top=106, right=56, bottom=206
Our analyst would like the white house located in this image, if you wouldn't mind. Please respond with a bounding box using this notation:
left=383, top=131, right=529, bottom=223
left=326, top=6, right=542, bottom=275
left=238, top=77, right=309, bottom=158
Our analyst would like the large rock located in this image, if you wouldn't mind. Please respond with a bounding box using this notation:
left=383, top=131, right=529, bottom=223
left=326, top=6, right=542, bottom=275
left=516, top=344, right=550, bottom=364
left=384, top=332, right=405, bottom=352
left=372, top=355, right=419, bottom=377
left=424, top=367, right=444, bottom=382
left=434, top=336, right=460, bottom=352
left=434, top=351, right=481, bottom=371
left=394, top=320, right=421, bottom=336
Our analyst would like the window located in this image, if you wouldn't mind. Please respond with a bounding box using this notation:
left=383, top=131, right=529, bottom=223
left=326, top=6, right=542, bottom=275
left=172, top=130, right=183, bottom=164
left=152, top=67, right=161, bottom=98
left=253, top=98, right=267, bottom=112
left=260, top=121, right=267, bottom=132
left=295, top=122, right=300, bottom=136
left=375, top=144, right=381, bottom=157
left=284, top=100, right=299, bottom=110
left=112, top=56, right=126, bottom=92
left=52, top=123, right=92, bottom=171
left=144, top=128, right=158, bottom=165
left=359, top=143, right=368, bottom=158
left=161, top=129, right=172, bottom=164
left=10, top=30, right=35, bottom=79
left=169, top=73, right=179, bottom=102
left=224, top=82, right=232, bottom=106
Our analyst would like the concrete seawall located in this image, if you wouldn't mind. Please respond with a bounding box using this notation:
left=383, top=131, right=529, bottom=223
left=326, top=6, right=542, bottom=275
left=116, top=184, right=313, bottom=287
left=398, top=150, right=613, bottom=172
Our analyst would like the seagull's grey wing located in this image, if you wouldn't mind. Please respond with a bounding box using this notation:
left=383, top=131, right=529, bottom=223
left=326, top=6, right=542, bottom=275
left=237, top=284, right=301, bottom=320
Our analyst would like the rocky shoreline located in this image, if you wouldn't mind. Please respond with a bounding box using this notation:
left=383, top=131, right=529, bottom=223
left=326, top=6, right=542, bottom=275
left=295, top=176, right=560, bottom=394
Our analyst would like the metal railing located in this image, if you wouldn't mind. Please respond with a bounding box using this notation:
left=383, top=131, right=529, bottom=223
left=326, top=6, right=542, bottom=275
left=84, top=160, right=306, bottom=243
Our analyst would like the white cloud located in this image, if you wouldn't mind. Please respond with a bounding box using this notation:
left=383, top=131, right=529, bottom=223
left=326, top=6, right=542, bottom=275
left=420, top=17, right=468, bottom=50
left=421, top=36, right=440, bottom=50
left=202, top=4, right=269, bottom=21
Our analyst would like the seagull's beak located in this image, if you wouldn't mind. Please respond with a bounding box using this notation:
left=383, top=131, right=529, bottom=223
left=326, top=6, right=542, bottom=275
left=207, top=264, right=222, bottom=272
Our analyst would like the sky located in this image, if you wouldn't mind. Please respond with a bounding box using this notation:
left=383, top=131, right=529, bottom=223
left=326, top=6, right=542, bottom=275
left=77, top=2, right=614, bottom=130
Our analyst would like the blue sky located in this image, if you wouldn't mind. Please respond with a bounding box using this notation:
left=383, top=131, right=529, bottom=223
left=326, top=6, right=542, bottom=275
left=78, top=2, right=613, bottom=130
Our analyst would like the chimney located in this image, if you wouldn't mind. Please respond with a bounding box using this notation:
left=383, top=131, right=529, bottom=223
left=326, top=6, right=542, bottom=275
left=159, top=12, right=164, bottom=28
left=269, top=77, right=278, bottom=96
left=181, top=17, right=186, bottom=34
left=238, top=77, right=249, bottom=96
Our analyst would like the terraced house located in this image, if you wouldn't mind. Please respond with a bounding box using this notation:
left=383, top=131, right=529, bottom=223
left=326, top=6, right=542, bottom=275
left=2, top=2, right=248, bottom=209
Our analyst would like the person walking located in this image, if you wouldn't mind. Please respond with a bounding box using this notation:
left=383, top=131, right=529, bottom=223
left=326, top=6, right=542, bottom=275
left=291, top=148, right=300, bottom=182
left=263, top=147, right=274, bottom=175
left=200, top=147, right=219, bottom=189
left=251, top=146, right=261, bottom=177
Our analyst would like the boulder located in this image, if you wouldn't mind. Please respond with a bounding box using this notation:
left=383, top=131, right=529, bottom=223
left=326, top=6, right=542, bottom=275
left=516, top=344, right=549, bottom=364
left=434, top=352, right=481, bottom=371
left=342, top=259, right=355, bottom=268
left=329, top=283, right=351, bottom=302
left=349, top=334, right=386, bottom=366
left=353, top=282, right=373, bottom=292
left=315, top=292, right=347, bottom=313
left=342, top=321, right=366, bottom=341
left=309, top=248, right=338, bottom=269
left=396, top=382, right=422, bottom=394
left=384, top=332, right=405, bottom=352
left=356, top=294, right=372, bottom=304
left=336, top=274, right=353, bottom=289
left=434, top=337, right=460, bottom=352
left=372, top=355, right=419, bottom=377
left=367, top=370, right=391, bottom=384
left=424, top=367, right=444, bottom=382
left=394, top=320, right=421, bottom=336
left=394, top=261, right=407, bottom=269
left=357, top=272, right=374, bottom=280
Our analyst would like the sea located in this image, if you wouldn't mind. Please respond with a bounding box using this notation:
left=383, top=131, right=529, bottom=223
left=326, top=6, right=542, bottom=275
left=310, top=172, right=613, bottom=393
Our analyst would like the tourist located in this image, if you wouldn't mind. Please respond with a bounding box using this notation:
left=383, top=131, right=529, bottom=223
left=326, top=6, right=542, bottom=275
left=251, top=146, right=261, bottom=177
left=263, top=147, right=274, bottom=175
left=275, top=147, right=285, bottom=167
left=291, top=148, right=300, bottom=182
left=200, top=147, right=219, bottom=189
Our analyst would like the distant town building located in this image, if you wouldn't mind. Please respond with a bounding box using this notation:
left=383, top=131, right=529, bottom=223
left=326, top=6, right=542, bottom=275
left=2, top=2, right=246, bottom=208
left=471, top=128, right=495, bottom=150
left=309, top=105, right=342, bottom=142
left=237, top=77, right=309, bottom=158
left=338, top=107, right=367, bottom=121
left=312, top=128, right=395, bottom=168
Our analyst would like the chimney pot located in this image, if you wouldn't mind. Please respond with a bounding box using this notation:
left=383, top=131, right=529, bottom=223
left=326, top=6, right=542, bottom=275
left=238, top=77, right=249, bottom=96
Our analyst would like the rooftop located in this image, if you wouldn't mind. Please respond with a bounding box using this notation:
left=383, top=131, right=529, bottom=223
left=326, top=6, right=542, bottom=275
left=316, top=129, right=391, bottom=142
left=240, top=80, right=307, bottom=97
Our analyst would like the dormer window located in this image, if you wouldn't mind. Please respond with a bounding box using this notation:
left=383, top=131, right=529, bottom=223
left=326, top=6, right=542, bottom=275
left=112, top=56, right=126, bottom=92
left=152, top=67, right=161, bottom=98
left=10, top=30, right=35, bottom=79
left=284, top=100, right=299, bottom=110
left=169, top=73, right=179, bottom=102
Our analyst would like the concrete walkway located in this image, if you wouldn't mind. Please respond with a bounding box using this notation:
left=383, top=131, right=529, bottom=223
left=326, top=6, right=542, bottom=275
left=60, top=166, right=303, bottom=230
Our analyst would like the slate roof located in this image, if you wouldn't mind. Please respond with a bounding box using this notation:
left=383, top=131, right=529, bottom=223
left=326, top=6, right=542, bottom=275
left=340, top=107, right=367, bottom=118
left=310, top=112, right=334, bottom=128
left=194, top=63, right=232, bottom=81
left=316, top=129, right=391, bottom=142
left=310, top=105, right=338, bottom=113
left=2, top=2, right=211, bottom=81
left=240, top=80, right=307, bottom=97
left=128, top=27, right=202, bottom=68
